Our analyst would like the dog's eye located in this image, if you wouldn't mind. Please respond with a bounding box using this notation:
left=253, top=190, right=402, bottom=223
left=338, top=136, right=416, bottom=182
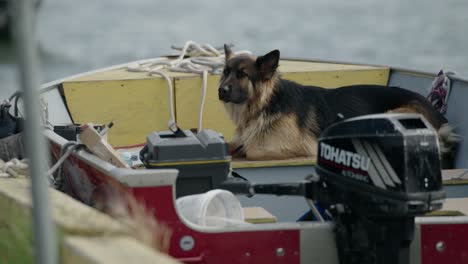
left=236, top=70, right=247, bottom=79
left=223, top=68, right=231, bottom=76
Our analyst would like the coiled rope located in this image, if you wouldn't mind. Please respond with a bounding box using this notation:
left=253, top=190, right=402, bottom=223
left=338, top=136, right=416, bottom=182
left=0, top=158, right=29, bottom=178
left=127, top=41, right=251, bottom=132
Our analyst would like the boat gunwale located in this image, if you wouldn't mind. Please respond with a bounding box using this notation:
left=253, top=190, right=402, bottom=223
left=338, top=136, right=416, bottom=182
left=285, top=57, right=468, bottom=83
left=38, top=56, right=468, bottom=94
left=45, top=129, right=179, bottom=188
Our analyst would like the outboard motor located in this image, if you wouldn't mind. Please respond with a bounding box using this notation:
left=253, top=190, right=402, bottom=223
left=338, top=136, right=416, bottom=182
left=314, top=113, right=445, bottom=264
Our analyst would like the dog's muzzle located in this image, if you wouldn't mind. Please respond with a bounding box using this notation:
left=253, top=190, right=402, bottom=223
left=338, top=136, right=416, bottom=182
left=218, top=85, right=231, bottom=102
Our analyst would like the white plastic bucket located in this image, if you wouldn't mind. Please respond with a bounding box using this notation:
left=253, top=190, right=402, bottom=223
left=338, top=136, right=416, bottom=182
left=176, top=189, right=245, bottom=227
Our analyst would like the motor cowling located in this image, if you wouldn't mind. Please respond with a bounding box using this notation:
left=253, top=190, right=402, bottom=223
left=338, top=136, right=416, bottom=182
left=315, top=113, right=445, bottom=216
left=313, top=113, right=446, bottom=264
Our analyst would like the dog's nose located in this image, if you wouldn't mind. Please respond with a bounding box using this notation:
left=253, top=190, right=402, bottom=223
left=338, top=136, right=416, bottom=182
left=218, top=85, right=231, bottom=101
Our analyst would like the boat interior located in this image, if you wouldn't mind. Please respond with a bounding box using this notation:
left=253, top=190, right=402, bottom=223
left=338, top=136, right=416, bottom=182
left=37, top=57, right=468, bottom=222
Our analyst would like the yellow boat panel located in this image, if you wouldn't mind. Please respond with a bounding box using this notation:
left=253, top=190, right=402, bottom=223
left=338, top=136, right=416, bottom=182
left=62, top=79, right=173, bottom=147
left=61, top=59, right=390, bottom=150
left=282, top=69, right=390, bottom=88
left=68, top=60, right=387, bottom=82
left=278, top=60, right=385, bottom=73
left=232, top=157, right=316, bottom=169
left=69, top=66, right=196, bottom=82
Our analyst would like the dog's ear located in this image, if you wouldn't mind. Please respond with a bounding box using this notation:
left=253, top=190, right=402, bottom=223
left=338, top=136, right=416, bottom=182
left=256, top=50, right=280, bottom=80
left=224, top=44, right=233, bottom=62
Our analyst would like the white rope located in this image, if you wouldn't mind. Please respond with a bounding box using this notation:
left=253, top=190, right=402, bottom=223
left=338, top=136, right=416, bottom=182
left=48, top=142, right=85, bottom=189
left=148, top=69, right=177, bottom=131
left=127, top=41, right=251, bottom=133
left=0, top=158, right=29, bottom=178
left=47, top=143, right=81, bottom=176
left=202, top=44, right=222, bottom=56
left=0, top=143, right=81, bottom=189
left=199, top=70, right=208, bottom=132
left=0, top=143, right=80, bottom=181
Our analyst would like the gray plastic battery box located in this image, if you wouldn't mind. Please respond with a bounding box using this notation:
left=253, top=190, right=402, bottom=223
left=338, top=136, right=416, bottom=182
left=140, top=129, right=231, bottom=197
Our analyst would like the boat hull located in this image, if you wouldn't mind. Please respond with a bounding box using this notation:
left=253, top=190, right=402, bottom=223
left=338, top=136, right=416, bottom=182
left=47, top=130, right=468, bottom=264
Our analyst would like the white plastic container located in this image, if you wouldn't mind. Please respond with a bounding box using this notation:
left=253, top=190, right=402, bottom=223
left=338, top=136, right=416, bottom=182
left=176, top=189, right=246, bottom=227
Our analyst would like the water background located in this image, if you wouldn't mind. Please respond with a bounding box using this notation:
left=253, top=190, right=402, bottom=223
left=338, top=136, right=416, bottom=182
left=1, top=0, right=468, bottom=98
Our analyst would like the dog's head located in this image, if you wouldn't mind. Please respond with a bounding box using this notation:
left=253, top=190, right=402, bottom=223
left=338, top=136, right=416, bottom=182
left=218, top=44, right=280, bottom=104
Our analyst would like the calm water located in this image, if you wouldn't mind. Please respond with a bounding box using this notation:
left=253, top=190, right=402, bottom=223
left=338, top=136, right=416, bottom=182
left=1, top=0, right=468, bottom=98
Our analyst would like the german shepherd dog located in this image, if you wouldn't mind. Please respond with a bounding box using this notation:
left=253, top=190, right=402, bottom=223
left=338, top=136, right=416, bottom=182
left=218, top=45, right=458, bottom=164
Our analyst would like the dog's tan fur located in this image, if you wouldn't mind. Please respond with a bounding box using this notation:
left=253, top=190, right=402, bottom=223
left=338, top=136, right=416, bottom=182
left=234, top=111, right=318, bottom=160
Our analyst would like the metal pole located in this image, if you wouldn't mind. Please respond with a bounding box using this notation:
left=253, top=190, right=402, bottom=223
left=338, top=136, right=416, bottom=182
left=11, top=0, right=58, bottom=263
